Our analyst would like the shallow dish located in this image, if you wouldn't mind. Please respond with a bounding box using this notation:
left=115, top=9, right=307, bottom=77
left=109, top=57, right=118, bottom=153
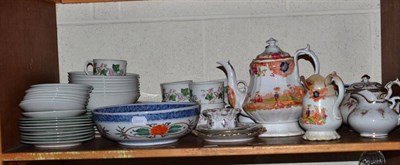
left=19, top=100, right=86, bottom=112
left=192, top=123, right=266, bottom=143
left=93, top=102, right=199, bottom=146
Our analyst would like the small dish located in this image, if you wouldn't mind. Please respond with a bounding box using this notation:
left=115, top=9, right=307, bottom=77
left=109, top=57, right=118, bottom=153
left=192, top=123, right=266, bottom=143
left=22, top=110, right=87, bottom=118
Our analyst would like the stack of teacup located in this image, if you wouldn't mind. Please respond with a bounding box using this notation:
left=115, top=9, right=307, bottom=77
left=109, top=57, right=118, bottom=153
left=160, top=79, right=226, bottom=127
left=69, top=59, right=140, bottom=110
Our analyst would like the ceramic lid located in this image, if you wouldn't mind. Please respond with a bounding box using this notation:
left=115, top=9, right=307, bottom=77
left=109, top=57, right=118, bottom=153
left=256, top=38, right=291, bottom=59
left=347, top=74, right=386, bottom=93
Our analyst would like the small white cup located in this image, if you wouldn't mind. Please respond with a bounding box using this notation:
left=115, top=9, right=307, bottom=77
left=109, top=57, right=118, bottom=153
left=84, top=59, right=127, bottom=76
left=160, top=80, right=192, bottom=102
left=202, top=108, right=240, bottom=130
left=189, top=81, right=224, bottom=104
left=197, top=102, right=226, bottom=126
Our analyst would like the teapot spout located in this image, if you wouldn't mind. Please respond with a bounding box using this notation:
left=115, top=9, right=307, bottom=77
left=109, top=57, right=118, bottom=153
left=217, top=61, right=247, bottom=109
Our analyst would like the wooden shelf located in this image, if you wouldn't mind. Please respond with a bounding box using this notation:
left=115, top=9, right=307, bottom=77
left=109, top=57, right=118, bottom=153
left=3, top=127, right=400, bottom=162
left=50, top=0, right=136, bottom=4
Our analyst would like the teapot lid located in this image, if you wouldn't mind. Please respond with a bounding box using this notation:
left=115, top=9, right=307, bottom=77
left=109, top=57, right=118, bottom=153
left=347, top=74, right=386, bottom=93
left=256, top=38, right=291, bottom=59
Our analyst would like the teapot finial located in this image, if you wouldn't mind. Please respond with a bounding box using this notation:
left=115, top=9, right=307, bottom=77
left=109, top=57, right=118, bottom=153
left=266, top=38, right=277, bottom=46
left=361, top=74, right=370, bottom=83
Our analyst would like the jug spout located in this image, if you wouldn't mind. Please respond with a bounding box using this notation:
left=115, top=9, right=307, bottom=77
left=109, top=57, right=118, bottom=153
left=217, top=61, right=247, bottom=109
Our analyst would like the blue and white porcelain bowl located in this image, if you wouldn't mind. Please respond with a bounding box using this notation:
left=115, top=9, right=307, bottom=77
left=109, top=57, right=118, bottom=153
left=93, top=102, right=199, bottom=146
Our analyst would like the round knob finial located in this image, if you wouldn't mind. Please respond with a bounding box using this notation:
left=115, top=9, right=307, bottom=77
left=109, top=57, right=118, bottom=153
left=361, top=74, right=370, bottom=83
left=266, top=38, right=277, bottom=46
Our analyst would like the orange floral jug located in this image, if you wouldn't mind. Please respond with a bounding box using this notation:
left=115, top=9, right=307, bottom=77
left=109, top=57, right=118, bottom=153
left=217, top=38, right=320, bottom=137
left=299, top=72, right=345, bottom=140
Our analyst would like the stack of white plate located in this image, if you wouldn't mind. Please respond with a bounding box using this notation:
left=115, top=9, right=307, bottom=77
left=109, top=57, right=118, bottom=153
left=19, top=83, right=92, bottom=118
left=19, top=115, right=95, bottom=148
left=19, top=83, right=95, bottom=147
left=68, top=71, right=140, bottom=110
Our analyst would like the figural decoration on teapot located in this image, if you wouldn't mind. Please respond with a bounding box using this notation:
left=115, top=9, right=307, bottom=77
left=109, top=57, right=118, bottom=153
left=217, top=38, right=320, bottom=137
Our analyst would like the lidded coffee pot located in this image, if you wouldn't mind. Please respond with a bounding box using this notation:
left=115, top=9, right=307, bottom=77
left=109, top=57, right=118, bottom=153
left=217, top=38, right=320, bottom=137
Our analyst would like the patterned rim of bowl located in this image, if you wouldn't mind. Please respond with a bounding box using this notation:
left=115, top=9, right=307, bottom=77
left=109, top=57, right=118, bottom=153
left=93, top=102, right=199, bottom=115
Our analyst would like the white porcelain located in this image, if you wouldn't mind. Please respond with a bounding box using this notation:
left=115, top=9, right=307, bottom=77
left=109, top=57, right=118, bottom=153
left=87, top=92, right=140, bottom=110
left=217, top=38, right=320, bottom=137
left=160, top=80, right=192, bottom=102
left=93, top=102, right=199, bottom=146
left=197, top=103, right=226, bottom=126
left=20, top=135, right=94, bottom=148
left=84, top=59, right=127, bottom=76
left=299, top=72, right=345, bottom=141
left=348, top=79, right=400, bottom=138
left=19, top=99, right=87, bottom=112
left=23, top=96, right=88, bottom=104
left=192, top=123, right=266, bottom=143
left=30, top=83, right=93, bottom=90
left=69, top=71, right=139, bottom=79
left=189, top=81, right=224, bottom=104
left=202, top=108, right=240, bottom=130
left=20, top=128, right=93, bottom=136
left=22, top=110, right=87, bottom=118
left=340, top=75, right=386, bottom=124
left=24, top=93, right=89, bottom=100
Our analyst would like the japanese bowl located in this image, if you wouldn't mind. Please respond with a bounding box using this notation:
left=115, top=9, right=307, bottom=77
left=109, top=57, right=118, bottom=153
left=93, top=102, right=200, bottom=146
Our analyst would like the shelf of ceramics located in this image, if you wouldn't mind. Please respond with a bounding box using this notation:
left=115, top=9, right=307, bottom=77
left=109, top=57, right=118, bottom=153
left=49, top=0, right=135, bottom=3
left=3, top=127, right=400, bottom=162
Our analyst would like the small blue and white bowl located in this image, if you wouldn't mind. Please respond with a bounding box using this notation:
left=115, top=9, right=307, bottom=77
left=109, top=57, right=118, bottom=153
left=93, top=102, right=199, bottom=146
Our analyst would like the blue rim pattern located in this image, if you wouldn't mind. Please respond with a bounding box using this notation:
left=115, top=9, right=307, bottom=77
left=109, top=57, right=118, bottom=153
left=93, top=103, right=197, bottom=113
left=94, top=108, right=199, bottom=122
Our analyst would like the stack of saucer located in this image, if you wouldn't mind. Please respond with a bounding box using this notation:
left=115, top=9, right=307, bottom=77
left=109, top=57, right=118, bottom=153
left=19, top=115, right=95, bottom=148
left=19, top=83, right=95, bottom=147
left=68, top=71, right=140, bottom=110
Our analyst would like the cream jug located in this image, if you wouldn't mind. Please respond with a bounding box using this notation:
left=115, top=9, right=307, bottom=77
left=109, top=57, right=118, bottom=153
left=217, top=38, right=320, bottom=137
left=299, top=72, right=345, bottom=141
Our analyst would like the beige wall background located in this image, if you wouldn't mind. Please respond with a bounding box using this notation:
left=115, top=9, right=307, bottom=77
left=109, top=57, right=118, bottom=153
left=56, top=1, right=380, bottom=164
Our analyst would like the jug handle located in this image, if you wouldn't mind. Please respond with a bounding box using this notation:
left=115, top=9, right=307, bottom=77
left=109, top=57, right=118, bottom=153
left=294, top=45, right=320, bottom=86
left=385, top=78, right=400, bottom=110
left=326, top=72, right=345, bottom=120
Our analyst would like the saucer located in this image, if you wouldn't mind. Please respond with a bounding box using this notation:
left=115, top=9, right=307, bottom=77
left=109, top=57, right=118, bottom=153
left=192, top=123, right=266, bottom=143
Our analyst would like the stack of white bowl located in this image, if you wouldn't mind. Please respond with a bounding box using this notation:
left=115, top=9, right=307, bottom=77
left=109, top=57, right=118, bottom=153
left=68, top=71, right=140, bottom=110
left=19, top=83, right=95, bottom=147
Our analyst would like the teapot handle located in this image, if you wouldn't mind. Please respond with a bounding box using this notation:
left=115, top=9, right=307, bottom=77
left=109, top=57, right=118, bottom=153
left=385, top=78, right=400, bottom=109
left=294, top=45, right=320, bottom=86
left=326, top=72, right=345, bottom=120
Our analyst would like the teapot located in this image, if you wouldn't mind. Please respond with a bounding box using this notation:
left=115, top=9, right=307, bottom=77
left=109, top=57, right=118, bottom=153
left=217, top=38, right=320, bottom=137
left=339, top=75, right=387, bottom=124
left=299, top=72, right=345, bottom=141
left=347, top=79, right=400, bottom=138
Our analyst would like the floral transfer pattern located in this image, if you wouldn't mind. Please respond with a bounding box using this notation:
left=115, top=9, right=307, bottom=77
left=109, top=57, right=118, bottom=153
left=95, top=63, right=125, bottom=76
left=227, top=86, right=236, bottom=107
left=192, top=87, right=223, bottom=103
left=98, top=121, right=191, bottom=140
left=301, top=104, right=328, bottom=125
left=243, top=84, right=304, bottom=111
left=250, top=60, right=295, bottom=78
left=308, top=88, right=328, bottom=102
left=162, top=88, right=191, bottom=102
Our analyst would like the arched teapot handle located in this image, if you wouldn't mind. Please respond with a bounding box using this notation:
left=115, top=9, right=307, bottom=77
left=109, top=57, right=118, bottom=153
left=385, top=78, right=400, bottom=110
left=294, top=45, right=320, bottom=86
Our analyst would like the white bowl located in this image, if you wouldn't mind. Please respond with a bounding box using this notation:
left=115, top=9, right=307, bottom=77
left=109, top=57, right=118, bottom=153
left=24, top=93, right=89, bottom=100
left=22, top=110, right=87, bottom=118
left=30, top=83, right=92, bottom=90
left=87, top=93, right=140, bottom=110
left=19, top=100, right=87, bottom=112
left=23, top=95, right=89, bottom=102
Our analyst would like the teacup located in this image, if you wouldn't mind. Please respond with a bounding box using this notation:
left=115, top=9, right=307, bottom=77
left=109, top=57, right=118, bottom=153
left=197, top=102, right=226, bottom=126
left=189, top=81, right=224, bottom=104
left=160, top=80, right=192, bottom=102
left=210, top=79, right=247, bottom=107
left=84, top=59, right=127, bottom=76
left=202, top=108, right=240, bottom=130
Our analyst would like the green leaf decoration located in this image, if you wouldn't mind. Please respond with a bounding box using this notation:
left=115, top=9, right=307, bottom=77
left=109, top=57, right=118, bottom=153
left=205, top=93, right=214, bottom=101
left=181, top=88, right=190, bottom=97
left=168, top=125, right=183, bottom=133
left=112, top=64, right=120, bottom=72
left=134, top=128, right=150, bottom=136
left=169, top=94, right=177, bottom=101
left=100, top=69, right=108, bottom=76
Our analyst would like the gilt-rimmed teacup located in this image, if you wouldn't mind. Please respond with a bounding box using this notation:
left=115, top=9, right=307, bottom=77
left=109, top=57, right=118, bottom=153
left=202, top=108, right=240, bottom=130
left=197, top=102, right=226, bottom=127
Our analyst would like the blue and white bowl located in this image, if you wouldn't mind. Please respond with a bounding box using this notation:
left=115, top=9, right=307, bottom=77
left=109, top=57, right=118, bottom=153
left=93, top=102, right=199, bottom=146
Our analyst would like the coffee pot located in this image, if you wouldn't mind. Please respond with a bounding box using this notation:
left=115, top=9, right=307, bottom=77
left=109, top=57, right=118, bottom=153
left=217, top=38, right=320, bottom=137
